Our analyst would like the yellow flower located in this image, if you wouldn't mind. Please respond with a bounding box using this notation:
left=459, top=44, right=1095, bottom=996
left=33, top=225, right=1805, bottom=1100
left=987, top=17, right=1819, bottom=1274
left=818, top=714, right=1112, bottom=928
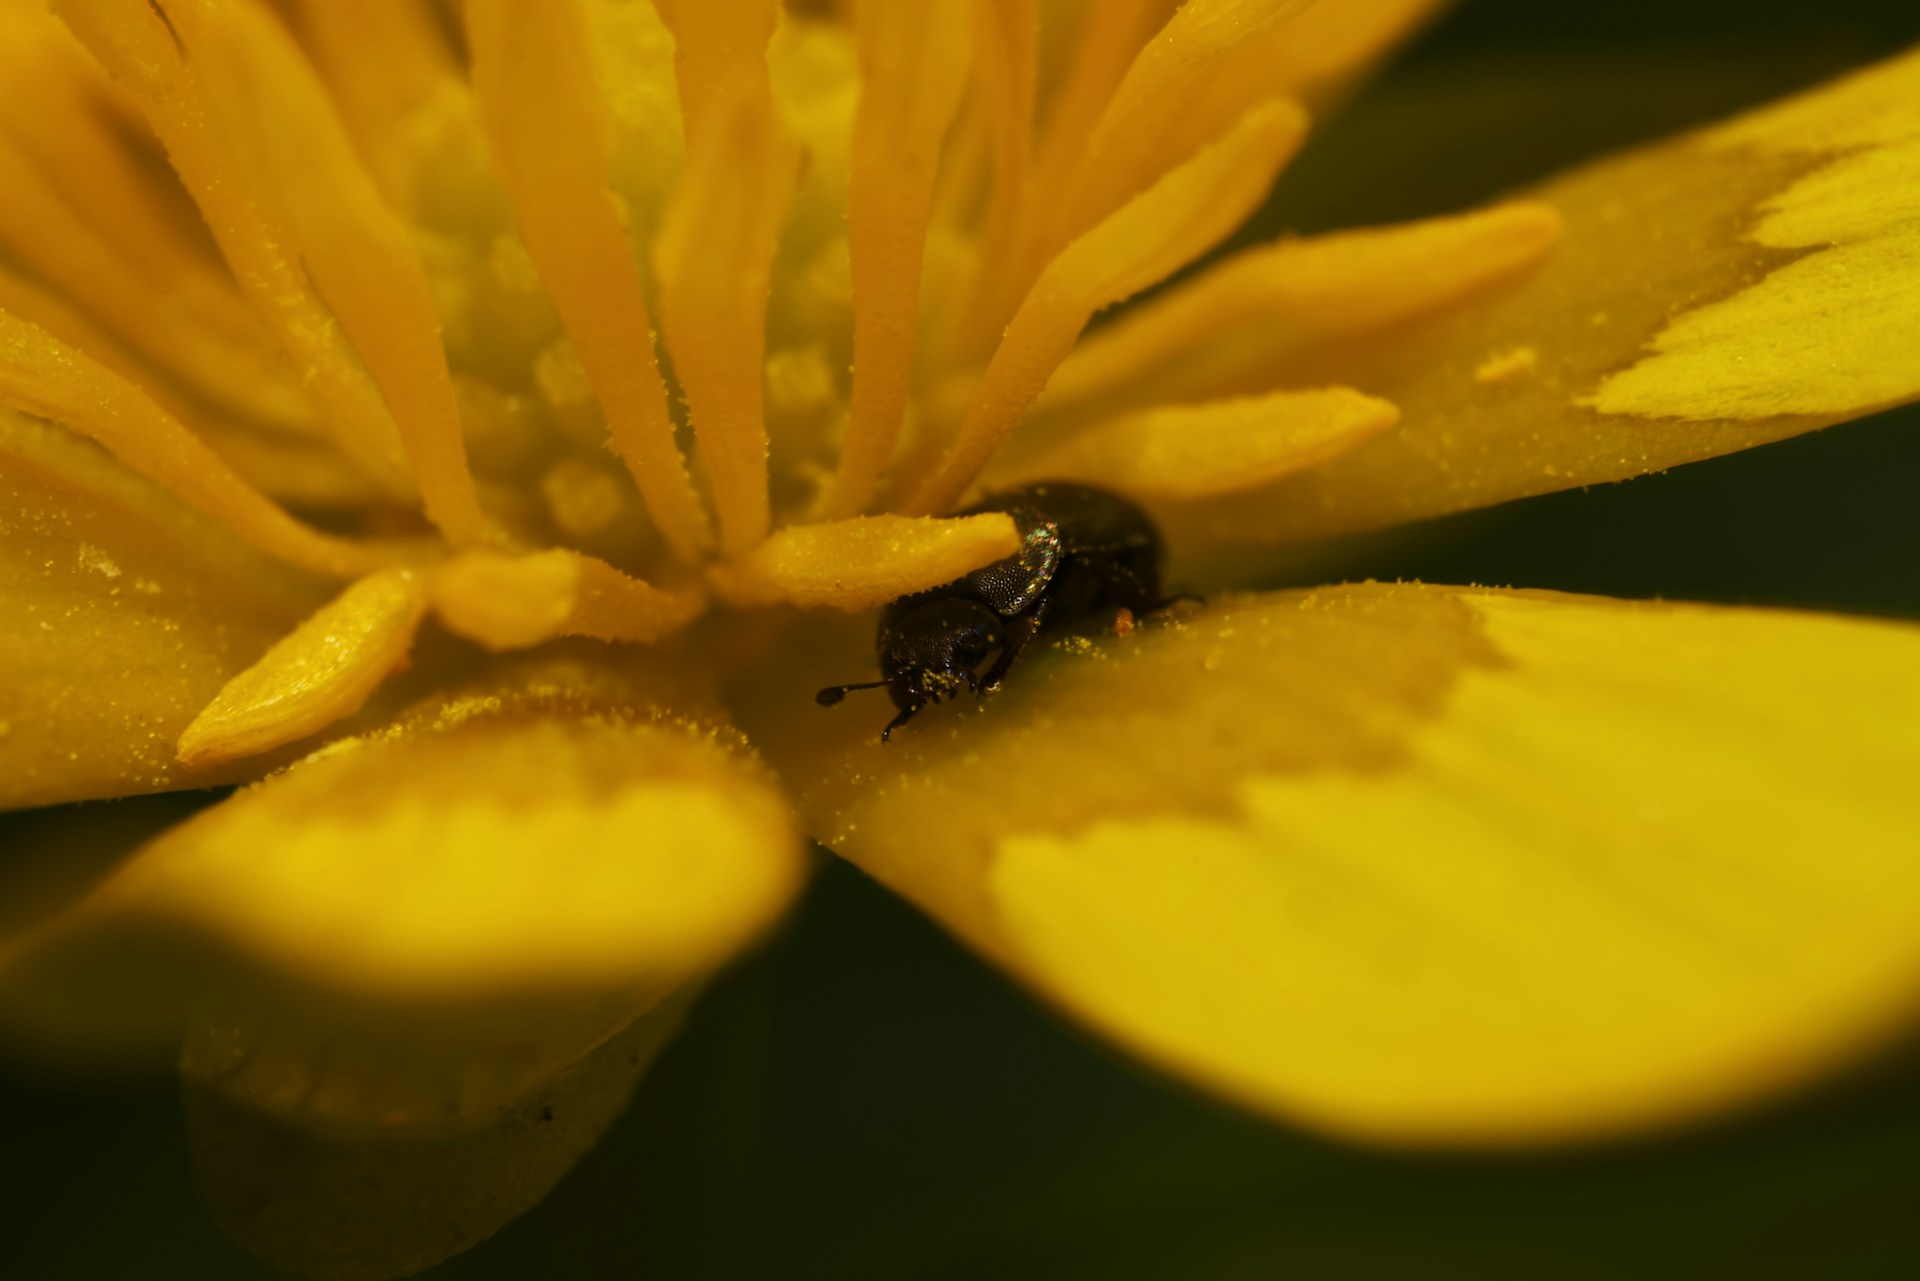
left=3, top=0, right=1920, bottom=1273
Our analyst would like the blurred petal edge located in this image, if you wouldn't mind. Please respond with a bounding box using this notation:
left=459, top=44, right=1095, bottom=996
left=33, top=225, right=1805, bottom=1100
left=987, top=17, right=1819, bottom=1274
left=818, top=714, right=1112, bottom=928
left=0, top=655, right=805, bottom=1031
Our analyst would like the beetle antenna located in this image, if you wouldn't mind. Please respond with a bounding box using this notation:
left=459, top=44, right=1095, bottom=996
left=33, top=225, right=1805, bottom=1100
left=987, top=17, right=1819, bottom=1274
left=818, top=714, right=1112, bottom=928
left=816, top=680, right=889, bottom=707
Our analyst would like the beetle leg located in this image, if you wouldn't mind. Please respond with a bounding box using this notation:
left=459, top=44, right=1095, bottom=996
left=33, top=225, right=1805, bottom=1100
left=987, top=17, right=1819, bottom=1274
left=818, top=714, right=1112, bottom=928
left=1086, top=558, right=1162, bottom=613
left=880, top=702, right=921, bottom=742
left=1087, top=557, right=1198, bottom=617
left=980, top=610, right=1042, bottom=694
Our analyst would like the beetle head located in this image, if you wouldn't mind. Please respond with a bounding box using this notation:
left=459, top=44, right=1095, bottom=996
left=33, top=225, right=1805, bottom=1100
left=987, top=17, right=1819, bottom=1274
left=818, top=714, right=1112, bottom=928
left=816, top=597, right=1005, bottom=740
left=881, top=597, right=1004, bottom=712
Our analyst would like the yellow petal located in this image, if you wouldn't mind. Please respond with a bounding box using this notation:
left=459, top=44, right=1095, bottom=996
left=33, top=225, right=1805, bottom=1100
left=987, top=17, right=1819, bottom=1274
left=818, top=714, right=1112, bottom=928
left=429, top=548, right=706, bottom=650
left=0, top=776, right=714, bottom=1273
left=1174, top=48, right=1920, bottom=555
left=0, top=411, right=322, bottom=809
left=990, top=388, right=1400, bottom=499
left=743, top=584, right=1920, bottom=1145
left=1590, top=54, right=1920, bottom=420
left=176, top=568, right=428, bottom=770
left=0, top=792, right=208, bottom=951
left=5, top=657, right=803, bottom=1005
left=905, top=98, right=1309, bottom=516
left=711, top=512, right=1021, bottom=611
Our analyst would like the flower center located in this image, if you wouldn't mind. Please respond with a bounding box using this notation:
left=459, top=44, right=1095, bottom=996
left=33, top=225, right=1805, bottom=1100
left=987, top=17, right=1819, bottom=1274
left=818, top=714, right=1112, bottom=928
left=0, top=0, right=1561, bottom=768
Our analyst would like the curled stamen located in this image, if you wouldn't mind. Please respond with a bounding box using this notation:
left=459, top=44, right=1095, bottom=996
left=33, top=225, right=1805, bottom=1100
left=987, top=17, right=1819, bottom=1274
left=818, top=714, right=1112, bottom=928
left=431, top=549, right=707, bottom=651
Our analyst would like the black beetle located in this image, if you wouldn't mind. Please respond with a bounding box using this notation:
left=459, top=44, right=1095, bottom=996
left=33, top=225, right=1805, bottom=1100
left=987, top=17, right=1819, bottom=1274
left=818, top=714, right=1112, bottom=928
left=817, top=482, right=1180, bottom=741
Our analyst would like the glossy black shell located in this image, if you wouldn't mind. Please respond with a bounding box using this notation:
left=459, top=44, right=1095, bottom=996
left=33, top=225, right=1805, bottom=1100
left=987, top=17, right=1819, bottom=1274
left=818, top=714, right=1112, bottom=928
left=879, top=482, right=1163, bottom=647
left=817, top=483, right=1172, bottom=738
left=812, top=483, right=1168, bottom=739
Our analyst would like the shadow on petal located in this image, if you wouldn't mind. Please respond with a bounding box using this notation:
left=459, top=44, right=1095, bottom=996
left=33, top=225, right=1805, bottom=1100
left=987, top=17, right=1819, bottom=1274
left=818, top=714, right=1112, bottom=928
left=184, top=990, right=694, bottom=1281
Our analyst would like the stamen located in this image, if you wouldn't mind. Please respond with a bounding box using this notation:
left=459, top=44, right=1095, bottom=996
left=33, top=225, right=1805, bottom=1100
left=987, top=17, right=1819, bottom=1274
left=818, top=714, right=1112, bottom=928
left=1044, top=204, right=1566, bottom=412
left=52, top=0, right=419, bottom=499
left=653, top=68, right=797, bottom=556
left=0, top=130, right=313, bottom=436
left=995, top=388, right=1400, bottom=499
left=711, top=512, right=1021, bottom=612
left=191, top=420, right=394, bottom=509
left=0, top=310, right=411, bottom=579
left=429, top=550, right=708, bottom=651
left=286, top=0, right=460, bottom=209
left=1030, top=0, right=1173, bottom=194
left=0, top=7, right=227, bottom=313
left=1049, top=0, right=1315, bottom=253
left=968, top=0, right=1038, bottom=268
left=651, top=0, right=784, bottom=144
left=465, top=0, right=713, bottom=565
left=934, top=0, right=1040, bottom=401
left=0, top=260, right=164, bottom=405
left=175, top=567, right=428, bottom=768
left=0, top=26, right=324, bottom=461
left=987, top=0, right=1172, bottom=340
left=905, top=99, right=1309, bottom=517
left=185, top=0, right=491, bottom=547
left=821, top=0, right=972, bottom=519
left=1269, top=0, right=1447, bottom=103
left=0, top=260, right=357, bottom=507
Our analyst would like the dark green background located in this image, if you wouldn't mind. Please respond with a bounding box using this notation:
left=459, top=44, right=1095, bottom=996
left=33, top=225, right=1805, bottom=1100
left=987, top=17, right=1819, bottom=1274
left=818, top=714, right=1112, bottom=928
left=8, top=1, right=1920, bottom=1276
